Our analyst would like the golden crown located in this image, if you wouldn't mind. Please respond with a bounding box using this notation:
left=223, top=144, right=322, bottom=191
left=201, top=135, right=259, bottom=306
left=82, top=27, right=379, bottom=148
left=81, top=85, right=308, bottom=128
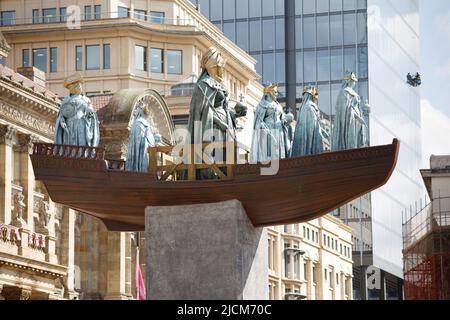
left=303, top=86, right=319, bottom=97
left=343, top=72, right=358, bottom=82
left=64, top=73, right=84, bottom=89
left=263, top=83, right=278, bottom=94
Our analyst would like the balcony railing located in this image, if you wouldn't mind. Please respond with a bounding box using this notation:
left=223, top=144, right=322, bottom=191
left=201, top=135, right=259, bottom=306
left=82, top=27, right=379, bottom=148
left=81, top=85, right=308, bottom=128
left=0, top=12, right=196, bottom=28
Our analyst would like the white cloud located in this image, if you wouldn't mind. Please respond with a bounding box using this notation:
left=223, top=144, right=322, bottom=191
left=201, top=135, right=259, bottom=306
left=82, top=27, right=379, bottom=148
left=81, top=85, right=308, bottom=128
left=421, top=99, right=450, bottom=167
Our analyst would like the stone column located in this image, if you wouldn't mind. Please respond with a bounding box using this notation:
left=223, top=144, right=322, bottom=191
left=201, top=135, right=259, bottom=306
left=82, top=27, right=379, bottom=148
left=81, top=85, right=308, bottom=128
left=104, top=231, right=130, bottom=300
left=340, top=272, right=346, bottom=300
left=0, top=124, right=15, bottom=224
left=60, top=208, right=79, bottom=299
left=145, top=200, right=268, bottom=300
left=306, top=260, right=312, bottom=300
left=14, top=133, right=37, bottom=229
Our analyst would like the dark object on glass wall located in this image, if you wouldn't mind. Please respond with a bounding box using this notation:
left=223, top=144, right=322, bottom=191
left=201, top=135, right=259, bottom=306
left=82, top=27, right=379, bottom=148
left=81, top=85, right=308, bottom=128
left=30, top=139, right=399, bottom=232
left=407, top=72, right=421, bottom=87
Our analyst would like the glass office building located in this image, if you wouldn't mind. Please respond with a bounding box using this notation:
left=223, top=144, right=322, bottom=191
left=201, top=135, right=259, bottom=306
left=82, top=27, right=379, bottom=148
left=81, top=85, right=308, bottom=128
left=189, top=0, right=421, bottom=300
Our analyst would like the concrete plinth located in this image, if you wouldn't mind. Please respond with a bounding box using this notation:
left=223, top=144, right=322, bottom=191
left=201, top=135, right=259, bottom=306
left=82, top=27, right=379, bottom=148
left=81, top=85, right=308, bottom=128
left=145, top=200, right=268, bottom=300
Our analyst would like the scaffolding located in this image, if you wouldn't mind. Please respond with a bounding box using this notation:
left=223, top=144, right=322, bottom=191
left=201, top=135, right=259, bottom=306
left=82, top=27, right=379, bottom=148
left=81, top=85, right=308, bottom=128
left=402, top=196, right=450, bottom=300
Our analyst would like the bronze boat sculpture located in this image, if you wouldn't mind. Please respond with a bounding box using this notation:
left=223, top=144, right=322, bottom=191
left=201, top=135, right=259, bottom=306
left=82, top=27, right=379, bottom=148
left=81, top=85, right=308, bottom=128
left=30, top=139, right=399, bottom=231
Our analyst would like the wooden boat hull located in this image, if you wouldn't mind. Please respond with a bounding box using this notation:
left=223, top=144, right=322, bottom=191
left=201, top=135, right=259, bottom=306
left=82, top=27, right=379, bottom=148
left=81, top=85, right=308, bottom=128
left=30, top=140, right=399, bottom=231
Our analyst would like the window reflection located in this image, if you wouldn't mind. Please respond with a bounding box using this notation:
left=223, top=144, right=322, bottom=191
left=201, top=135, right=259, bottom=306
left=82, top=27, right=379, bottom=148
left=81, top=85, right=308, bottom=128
left=151, top=48, right=163, bottom=73
left=43, top=8, right=57, bottom=23
left=167, top=50, right=182, bottom=75
left=150, top=11, right=165, bottom=24
left=86, top=45, right=100, bottom=70
left=303, top=17, right=316, bottom=48
left=32, top=48, right=47, bottom=72
left=135, top=45, right=147, bottom=71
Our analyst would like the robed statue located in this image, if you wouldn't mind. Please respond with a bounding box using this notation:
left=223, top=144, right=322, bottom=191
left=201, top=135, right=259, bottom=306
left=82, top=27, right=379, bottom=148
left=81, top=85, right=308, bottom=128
left=186, top=47, right=246, bottom=179
left=187, top=47, right=245, bottom=146
left=250, top=84, right=293, bottom=163
left=125, top=103, right=160, bottom=172
left=54, top=73, right=100, bottom=147
left=291, top=87, right=326, bottom=157
left=332, top=72, right=370, bottom=151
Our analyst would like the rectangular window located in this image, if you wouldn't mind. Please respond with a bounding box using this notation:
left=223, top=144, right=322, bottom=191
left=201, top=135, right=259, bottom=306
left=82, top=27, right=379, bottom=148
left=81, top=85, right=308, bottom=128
left=303, top=263, right=307, bottom=281
left=262, top=19, right=275, bottom=50
left=150, top=11, right=165, bottom=24
left=32, top=9, right=40, bottom=24
left=303, top=17, right=316, bottom=49
left=303, top=51, right=316, bottom=83
left=22, top=49, right=30, bottom=67
left=249, top=20, right=261, bottom=52
left=134, top=9, right=147, bottom=21
left=42, top=8, right=57, bottom=23
left=135, top=45, right=147, bottom=71
left=94, top=5, right=101, bottom=20
left=236, top=21, right=249, bottom=51
left=50, top=47, right=57, bottom=72
left=32, top=48, right=47, bottom=72
left=103, top=44, right=110, bottom=69
left=84, top=6, right=92, bottom=20
left=76, top=46, right=83, bottom=71
left=151, top=48, right=163, bottom=73
left=86, top=45, right=100, bottom=70
left=167, top=50, right=182, bottom=75
left=1, top=11, right=16, bottom=26
left=312, top=267, right=317, bottom=283
left=60, top=7, right=67, bottom=22
left=0, top=56, right=5, bottom=66
left=118, top=6, right=129, bottom=18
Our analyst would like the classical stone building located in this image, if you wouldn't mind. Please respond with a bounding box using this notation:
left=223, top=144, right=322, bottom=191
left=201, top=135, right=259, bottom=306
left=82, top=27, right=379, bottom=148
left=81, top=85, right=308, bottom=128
left=0, top=33, right=78, bottom=300
left=268, top=215, right=353, bottom=300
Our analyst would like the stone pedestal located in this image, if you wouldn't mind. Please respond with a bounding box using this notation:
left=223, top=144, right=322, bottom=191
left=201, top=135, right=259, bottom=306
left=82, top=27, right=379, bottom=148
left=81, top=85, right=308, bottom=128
left=145, top=200, right=268, bottom=300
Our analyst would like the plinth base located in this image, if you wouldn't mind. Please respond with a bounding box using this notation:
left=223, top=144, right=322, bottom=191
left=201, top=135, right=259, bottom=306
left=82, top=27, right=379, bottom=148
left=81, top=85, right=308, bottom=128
left=145, top=200, right=268, bottom=300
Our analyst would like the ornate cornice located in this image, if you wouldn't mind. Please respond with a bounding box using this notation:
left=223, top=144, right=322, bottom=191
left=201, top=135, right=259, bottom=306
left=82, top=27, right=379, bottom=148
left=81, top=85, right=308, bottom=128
left=0, top=100, right=55, bottom=140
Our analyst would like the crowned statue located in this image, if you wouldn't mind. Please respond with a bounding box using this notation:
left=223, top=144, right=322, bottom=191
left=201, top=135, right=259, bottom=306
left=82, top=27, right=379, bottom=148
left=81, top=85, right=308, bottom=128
left=54, top=73, right=100, bottom=147
left=250, top=84, right=293, bottom=163
left=291, top=87, right=326, bottom=157
left=187, top=47, right=245, bottom=146
left=332, top=72, right=370, bottom=151
left=187, top=47, right=246, bottom=179
left=125, top=102, right=160, bottom=172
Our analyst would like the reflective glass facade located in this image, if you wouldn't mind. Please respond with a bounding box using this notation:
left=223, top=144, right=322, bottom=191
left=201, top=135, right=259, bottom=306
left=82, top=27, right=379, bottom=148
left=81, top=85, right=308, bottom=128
left=367, top=0, right=421, bottom=278
left=190, top=0, right=421, bottom=295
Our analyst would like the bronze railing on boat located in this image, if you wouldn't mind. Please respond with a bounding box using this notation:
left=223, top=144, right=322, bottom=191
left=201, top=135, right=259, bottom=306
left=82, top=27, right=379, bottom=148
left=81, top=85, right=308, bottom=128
left=31, top=142, right=250, bottom=180
left=33, top=143, right=105, bottom=160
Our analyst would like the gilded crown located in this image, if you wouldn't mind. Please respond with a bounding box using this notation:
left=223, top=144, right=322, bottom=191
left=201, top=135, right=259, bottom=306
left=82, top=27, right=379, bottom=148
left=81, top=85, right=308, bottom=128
left=263, top=83, right=278, bottom=94
left=303, top=86, right=319, bottom=97
left=343, top=72, right=358, bottom=82
left=64, top=73, right=84, bottom=89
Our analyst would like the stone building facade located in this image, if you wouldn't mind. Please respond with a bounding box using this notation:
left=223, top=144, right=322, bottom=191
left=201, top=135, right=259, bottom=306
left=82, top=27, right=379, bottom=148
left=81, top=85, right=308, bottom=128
left=268, top=215, right=353, bottom=300
left=0, top=34, right=78, bottom=299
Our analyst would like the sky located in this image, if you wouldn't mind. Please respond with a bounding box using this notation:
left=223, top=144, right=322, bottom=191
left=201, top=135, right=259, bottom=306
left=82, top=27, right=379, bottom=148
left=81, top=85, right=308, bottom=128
left=420, top=0, right=450, bottom=166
